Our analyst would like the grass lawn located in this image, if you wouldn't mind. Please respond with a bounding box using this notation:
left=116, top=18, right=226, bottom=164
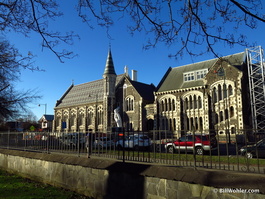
left=0, top=169, right=93, bottom=199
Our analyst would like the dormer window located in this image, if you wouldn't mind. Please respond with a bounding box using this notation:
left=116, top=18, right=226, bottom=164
left=184, top=72, right=194, bottom=82
left=184, top=69, right=208, bottom=82
left=196, top=69, right=208, bottom=80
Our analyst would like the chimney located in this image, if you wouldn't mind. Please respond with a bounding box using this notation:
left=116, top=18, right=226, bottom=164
left=131, top=70, right=137, bottom=81
left=124, top=65, right=129, bottom=76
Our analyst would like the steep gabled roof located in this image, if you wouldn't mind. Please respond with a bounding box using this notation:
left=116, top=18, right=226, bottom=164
left=38, top=114, right=54, bottom=122
left=156, top=52, right=245, bottom=93
left=55, top=75, right=123, bottom=108
left=129, top=79, right=156, bottom=102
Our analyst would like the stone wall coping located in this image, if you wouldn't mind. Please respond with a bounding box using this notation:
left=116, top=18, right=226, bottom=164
left=1, top=149, right=264, bottom=194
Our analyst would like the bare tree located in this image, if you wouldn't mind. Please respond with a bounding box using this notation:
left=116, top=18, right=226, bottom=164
left=1, top=1, right=264, bottom=60
left=0, top=39, right=41, bottom=122
left=0, top=0, right=78, bottom=63
left=77, top=0, right=265, bottom=58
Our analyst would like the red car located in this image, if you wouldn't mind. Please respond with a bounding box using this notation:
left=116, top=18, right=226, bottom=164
left=165, top=134, right=217, bottom=155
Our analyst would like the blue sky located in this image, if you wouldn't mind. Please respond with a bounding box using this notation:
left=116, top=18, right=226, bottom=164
left=5, top=1, right=265, bottom=120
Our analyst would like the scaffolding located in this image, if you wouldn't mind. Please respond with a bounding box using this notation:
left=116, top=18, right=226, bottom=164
left=246, top=46, right=265, bottom=131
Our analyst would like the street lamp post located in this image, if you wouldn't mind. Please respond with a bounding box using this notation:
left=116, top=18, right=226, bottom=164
left=39, top=104, right=47, bottom=115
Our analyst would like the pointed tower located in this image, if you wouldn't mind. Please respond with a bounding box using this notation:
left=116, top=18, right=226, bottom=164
left=103, top=49, right=117, bottom=132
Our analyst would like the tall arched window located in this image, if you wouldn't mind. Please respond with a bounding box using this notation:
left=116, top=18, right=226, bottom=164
left=87, top=107, right=94, bottom=126
left=230, top=106, right=234, bottom=118
left=187, top=117, right=190, bottom=131
left=213, top=87, right=217, bottom=103
left=228, top=85, right=233, bottom=96
left=198, top=96, right=202, bottom=108
left=168, top=98, right=172, bottom=111
left=165, top=98, right=168, bottom=111
left=189, top=95, right=193, bottom=109
left=225, top=109, right=229, bottom=120
left=194, top=95, right=197, bottom=109
left=220, top=111, right=224, bottom=122
left=97, top=106, right=103, bottom=125
left=126, top=97, right=134, bottom=111
left=223, top=84, right=227, bottom=99
left=215, top=113, right=218, bottom=124
left=185, top=98, right=188, bottom=110
left=199, top=117, right=203, bottom=130
left=218, top=84, right=222, bottom=101
left=172, top=99, right=175, bottom=111
left=195, top=117, right=198, bottom=130
left=161, top=100, right=164, bottom=112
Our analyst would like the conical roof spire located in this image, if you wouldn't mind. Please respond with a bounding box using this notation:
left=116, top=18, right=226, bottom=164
left=104, top=49, right=116, bottom=75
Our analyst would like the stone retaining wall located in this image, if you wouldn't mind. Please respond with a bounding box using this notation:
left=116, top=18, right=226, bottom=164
left=0, top=149, right=264, bottom=199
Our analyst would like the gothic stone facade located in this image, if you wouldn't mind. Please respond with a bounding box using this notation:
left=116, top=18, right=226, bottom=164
left=53, top=50, right=251, bottom=137
left=154, top=52, right=250, bottom=137
left=53, top=50, right=155, bottom=133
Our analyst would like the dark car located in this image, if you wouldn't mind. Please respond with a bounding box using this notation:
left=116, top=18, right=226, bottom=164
left=240, top=138, right=265, bottom=159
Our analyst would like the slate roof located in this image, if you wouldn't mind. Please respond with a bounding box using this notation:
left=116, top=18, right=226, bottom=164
left=38, top=114, right=54, bottom=122
left=156, top=52, right=245, bottom=92
left=104, top=50, right=116, bottom=75
left=44, top=115, right=54, bottom=121
left=55, top=75, right=124, bottom=108
left=129, top=80, right=156, bottom=102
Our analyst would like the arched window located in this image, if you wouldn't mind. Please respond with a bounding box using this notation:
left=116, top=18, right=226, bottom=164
left=228, top=85, right=233, bottom=96
left=199, top=117, right=203, bottom=130
left=195, top=117, right=198, bottom=130
left=78, top=112, right=84, bottom=126
left=168, top=98, right=172, bottom=111
left=230, top=106, right=234, bottom=118
left=220, top=111, right=224, bottom=122
left=126, top=97, right=134, bottom=111
left=225, top=109, right=229, bottom=120
left=194, top=95, right=197, bottom=109
left=97, top=106, right=103, bottom=125
left=70, top=110, right=76, bottom=127
left=215, top=113, right=218, bottom=124
left=165, top=98, right=168, bottom=111
left=87, top=107, right=94, bottom=125
left=213, top=87, right=217, bottom=103
left=185, top=98, right=188, bottom=110
left=198, top=96, right=202, bottom=108
left=223, top=84, right=227, bottom=99
left=189, top=95, right=193, bottom=109
left=161, top=100, right=164, bottom=112
left=187, top=117, right=190, bottom=131
left=218, top=84, right=222, bottom=101
left=172, top=99, right=175, bottom=111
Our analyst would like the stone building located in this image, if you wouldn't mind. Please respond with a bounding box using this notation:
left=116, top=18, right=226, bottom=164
left=53, top=50, right=155, bottom=133
left=53, top=47, right=264, bottom=138
left=154, top=52, right=252, bottom=138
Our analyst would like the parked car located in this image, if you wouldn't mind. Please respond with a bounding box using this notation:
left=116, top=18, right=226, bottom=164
left=116, top=134, right=152, bottom=150
left=165, top=134, right=217, bottom=155
left=240, top=138, right=265, bottom=159
left=93, top=137, right=115, bottom=149
left=59, top=133, right=86, bottom=147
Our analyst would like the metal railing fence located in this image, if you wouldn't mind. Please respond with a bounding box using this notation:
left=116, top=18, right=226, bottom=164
left=0, top=129, right=265, bottom=174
